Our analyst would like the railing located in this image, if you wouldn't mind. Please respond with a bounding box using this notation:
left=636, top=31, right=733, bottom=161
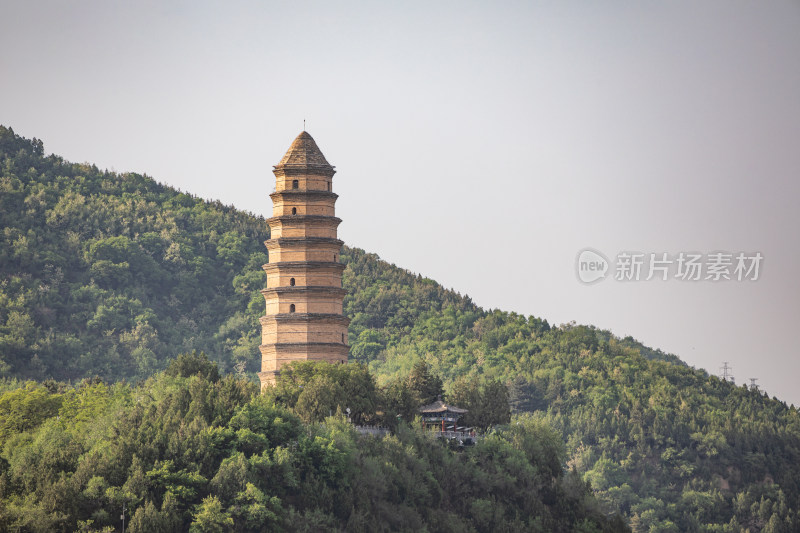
left=432, top=430, right=480, bottom=442
left=353, top=426, right=481, bottom=444
left=354, top=425, right=390, bottom=437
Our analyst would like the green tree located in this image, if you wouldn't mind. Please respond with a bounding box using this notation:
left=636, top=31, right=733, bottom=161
left=407, top=360, right=443, bottom=405
left=127, top=499, right=179, bottom=533
left=295, top=375, right=343, bottom=423
left=165, top=351, right=220, bottom=382
left=0, top=381, right=62, bottom=446
left=449, top=376, right=510, bottom=429
left=190, top=495, right=234, bottom=533
left=231, top=483, right=284, bottom=532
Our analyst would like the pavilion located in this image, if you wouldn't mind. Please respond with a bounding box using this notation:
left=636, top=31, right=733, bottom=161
left=418, top=399, right=474, bottom=440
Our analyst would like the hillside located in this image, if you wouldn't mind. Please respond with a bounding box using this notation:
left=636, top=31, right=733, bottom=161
left=2, top=126, right=800, bottom=531
left=0, top=355, right=629, bottom=532
left=0, top=125, right=677, bottom=384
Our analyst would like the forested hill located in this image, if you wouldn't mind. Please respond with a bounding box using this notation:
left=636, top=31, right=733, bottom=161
left=3, top=125, right=800, bottom=531
left=0, top=124, right=676, bottom=383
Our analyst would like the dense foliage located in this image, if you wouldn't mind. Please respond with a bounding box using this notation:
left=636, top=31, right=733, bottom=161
left=2, top=125, right=800, bottom=531
left=0, top=354, right=624, bottom=532
left=0, top=126, right=272, bottom=382
left=370, top=312, right=800, bottom=531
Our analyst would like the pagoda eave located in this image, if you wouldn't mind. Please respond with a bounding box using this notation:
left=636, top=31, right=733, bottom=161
left=259, top=313, right=351, bottom=325
left=260, top=286, right=346, bottom=297
left=266, top=215, right=342, bottom=225
left=264, top=237, right=344, bottom=248
left=270, top=190, right=338, bottom=201
left=262, top=261, right=346, bottom=273
left=260, top=342, right=350, bottom=351
left=273, top=164, right=336, bottom=173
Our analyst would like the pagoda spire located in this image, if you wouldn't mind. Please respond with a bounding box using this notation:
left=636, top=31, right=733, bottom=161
left=276, top=131, right=334, bottom=169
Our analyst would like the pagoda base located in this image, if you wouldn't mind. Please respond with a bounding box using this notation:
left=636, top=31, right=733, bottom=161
left=258, top=342, right=349, bottom=391
left=258, top=370, right=280, bottom=390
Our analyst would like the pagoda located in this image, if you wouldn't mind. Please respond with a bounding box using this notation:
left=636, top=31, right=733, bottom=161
left=258, top=131, right=349, bottom=390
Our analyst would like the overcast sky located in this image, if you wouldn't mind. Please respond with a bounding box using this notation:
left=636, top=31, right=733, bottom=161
left=2, top=1, right=799, bottom=405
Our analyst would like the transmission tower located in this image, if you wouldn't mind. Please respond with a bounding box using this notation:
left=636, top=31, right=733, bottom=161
left=720, top=362, right=735, bottom=383
left=749, top=378, right=759, bottom=391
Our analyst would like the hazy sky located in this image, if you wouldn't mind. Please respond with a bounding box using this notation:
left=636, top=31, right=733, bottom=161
left=2, top=1, right=799, bottom=405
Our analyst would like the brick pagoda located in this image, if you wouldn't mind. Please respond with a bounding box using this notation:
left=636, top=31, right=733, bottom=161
left=258, top=131, right=349, bottom=390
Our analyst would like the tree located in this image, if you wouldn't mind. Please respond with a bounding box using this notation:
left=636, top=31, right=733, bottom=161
left=294, top=375, right=343, bottom=423
left=448, top=376, right=510, bottom=429
left=127, top=499, right=178, bottom=533
left=165, top=351, right=220, bottom=382
left=382, top=376, right=419, bottom=427
left=407, top=360, right=443, bottom=405
left=479, top=379, right=511, bottom=427
left=507, top=375, right=546, bottom=413
left=0, top=382, right=62, bottom=447
left=231, top=483, right=284, bottom=532
left=190, top=496, right=233, bottom=533
left=267, top=361, right=380, bottom=424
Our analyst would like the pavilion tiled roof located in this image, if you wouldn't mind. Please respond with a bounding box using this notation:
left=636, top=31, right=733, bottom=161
left=418, top=399, right=468, bottom=414
left=276, top=131, right=333, bottom=168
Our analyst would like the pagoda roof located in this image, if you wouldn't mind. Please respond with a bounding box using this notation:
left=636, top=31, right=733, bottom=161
left=275, top=131, right=333, bottom=169
left=418, top=399, right=468, bottom=415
